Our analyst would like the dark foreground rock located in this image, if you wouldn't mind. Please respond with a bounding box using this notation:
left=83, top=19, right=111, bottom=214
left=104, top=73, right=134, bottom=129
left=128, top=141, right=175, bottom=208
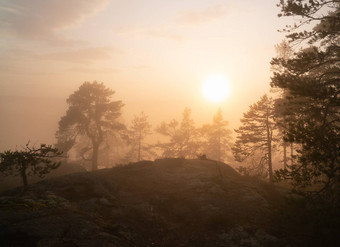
left=0, top=159, right=288, bottom=246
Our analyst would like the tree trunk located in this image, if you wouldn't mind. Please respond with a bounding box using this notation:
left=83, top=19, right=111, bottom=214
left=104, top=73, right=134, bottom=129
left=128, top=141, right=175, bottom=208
left=138, top=131, right=141, bottom=162
left=283, top=141, right=287, bottom=170
left=290, top=142, right=294, bottom=166
left=266, top=110, right=273, bottom=183
left=21, top=167, right=28, bottom=189
left=217, top=133, right=221, bottom=161
left=92, top=143, right=99, bottom=171
left=267, top=136, right=273, bottom=183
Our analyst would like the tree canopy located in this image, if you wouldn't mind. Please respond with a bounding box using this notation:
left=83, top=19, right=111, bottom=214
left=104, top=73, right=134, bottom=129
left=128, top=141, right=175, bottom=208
left=156, top=108, right=199, bottom=158
left=271, top=0, right=340, bottom=194
left=0, top=143, right=62, bottom=189
left=233, top=95, right=276, bottom=182
left=56, top=81, right=124, bottom=171
left=200, top=108, right=232, bottom=162
left=277, top=0, right=339, bottom=44
left=125, top=111, right=153, bottom=162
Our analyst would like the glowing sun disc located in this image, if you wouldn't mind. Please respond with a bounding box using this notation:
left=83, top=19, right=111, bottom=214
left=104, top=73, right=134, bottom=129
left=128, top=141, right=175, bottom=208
left=202, top=75, right=230, bottom=103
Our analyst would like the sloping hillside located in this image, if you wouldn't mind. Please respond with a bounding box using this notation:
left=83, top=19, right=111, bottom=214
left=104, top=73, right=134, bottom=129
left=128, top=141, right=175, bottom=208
left=0, top=159, right=287, bottom=247
left=0, top=161, right=86, bottom=193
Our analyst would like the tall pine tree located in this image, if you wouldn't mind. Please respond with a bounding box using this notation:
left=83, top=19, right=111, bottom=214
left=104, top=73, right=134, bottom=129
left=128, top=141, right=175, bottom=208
left=125, top=112, right=153, bottom=162
left=200, top=108, right=232, bottom=162
left=271, top=0, right=340, bottom=193
left=156, top=108, right=198, bottom=158
left=56, top=81, right=124, bottom=170
left=233, top=95, right=276, bottom=183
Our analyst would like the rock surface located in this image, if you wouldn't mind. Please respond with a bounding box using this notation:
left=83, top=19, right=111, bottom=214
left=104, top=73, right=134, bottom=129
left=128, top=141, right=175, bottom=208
left=0, top=159, right=287, bottom=246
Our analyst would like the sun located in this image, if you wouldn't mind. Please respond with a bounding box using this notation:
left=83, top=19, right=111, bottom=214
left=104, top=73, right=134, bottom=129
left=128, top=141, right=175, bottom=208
left=202, top=75, right=230, bottom=103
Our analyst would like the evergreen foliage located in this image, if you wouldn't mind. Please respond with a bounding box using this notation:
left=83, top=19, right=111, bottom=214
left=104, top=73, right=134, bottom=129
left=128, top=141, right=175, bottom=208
left=271, top=0, right=340, bottom=194
left=233, top=95, right=276, bottom=182
left=200, top=108, right=232, bottom=162
left=56, top=81, right=124, bottom=171
left=156, top=108, right=199, bottom=158
left=0, top=143, right=62, bottom=189
left=125, top=112, right=153, bottom=162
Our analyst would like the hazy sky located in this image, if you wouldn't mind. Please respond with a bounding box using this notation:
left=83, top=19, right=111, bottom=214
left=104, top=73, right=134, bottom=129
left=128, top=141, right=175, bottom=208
left=0, top=0, right=286, bottom=151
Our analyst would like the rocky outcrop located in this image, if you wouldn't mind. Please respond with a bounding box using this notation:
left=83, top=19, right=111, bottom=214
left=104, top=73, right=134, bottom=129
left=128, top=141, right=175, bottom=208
left=0, top=159, right=287, bottom=247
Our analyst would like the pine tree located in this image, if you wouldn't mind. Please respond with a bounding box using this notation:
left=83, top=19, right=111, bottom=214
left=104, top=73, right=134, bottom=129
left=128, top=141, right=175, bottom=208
left=200, top=108, right=232, bottom=162
left=125, top=112, right=153, bottom=162
left=56, top=81, right=124, bottom=170
left=156, top=108, right=199, bottom=158
left=0, top=143, right=62, bottom=189
left=271, top=0, right=340, bottom=193
left=272, top=40, right=295, bottom=170
left=232, top=95, right=276, bottom=183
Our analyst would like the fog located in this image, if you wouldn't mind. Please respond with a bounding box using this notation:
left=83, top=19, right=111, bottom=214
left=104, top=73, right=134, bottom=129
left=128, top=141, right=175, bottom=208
left=0, top=0, right=339, bottom=246
left=0, top=96, right=244, bottom=151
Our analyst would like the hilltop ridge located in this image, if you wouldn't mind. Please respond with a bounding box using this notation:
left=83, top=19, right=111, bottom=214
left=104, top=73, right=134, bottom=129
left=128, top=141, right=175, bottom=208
left=0, top=158, right=286, bottom=247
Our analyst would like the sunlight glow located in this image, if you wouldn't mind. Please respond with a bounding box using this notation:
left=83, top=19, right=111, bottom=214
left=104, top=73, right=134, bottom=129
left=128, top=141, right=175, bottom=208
left=202, top=75, right=230, bottom=103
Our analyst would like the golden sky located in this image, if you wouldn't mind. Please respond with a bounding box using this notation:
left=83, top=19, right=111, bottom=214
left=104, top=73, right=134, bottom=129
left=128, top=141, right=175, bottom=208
left=0, top=0, right=286, bottom=150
